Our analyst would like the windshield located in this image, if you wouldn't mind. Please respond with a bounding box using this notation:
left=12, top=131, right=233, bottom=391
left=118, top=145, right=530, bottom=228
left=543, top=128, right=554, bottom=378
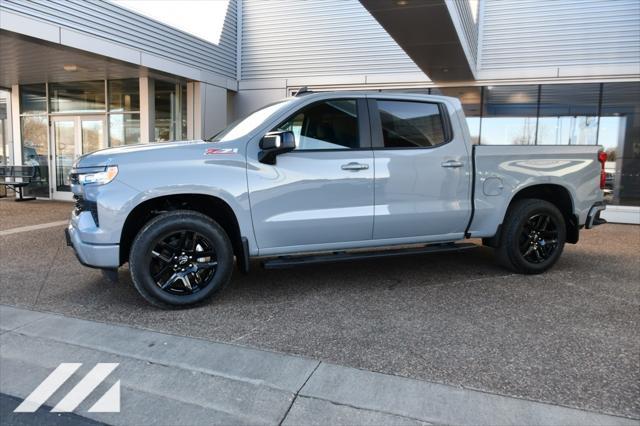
left=208, top=100, right=292, bottom=142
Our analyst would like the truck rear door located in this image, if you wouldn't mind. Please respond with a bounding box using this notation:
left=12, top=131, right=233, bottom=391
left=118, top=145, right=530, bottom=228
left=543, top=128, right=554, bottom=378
left=368, top=97, right=473, bottom=241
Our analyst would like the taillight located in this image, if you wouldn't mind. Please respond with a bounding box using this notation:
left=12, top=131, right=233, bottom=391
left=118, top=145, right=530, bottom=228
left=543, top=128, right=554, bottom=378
left=598, top=151, right=607, bottom=190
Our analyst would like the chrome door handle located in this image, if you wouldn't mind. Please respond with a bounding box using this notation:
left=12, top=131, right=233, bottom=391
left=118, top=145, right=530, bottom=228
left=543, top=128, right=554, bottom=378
left=341, top=162, right=369, bottom=171
left=441, top=160, right=464, bottom=168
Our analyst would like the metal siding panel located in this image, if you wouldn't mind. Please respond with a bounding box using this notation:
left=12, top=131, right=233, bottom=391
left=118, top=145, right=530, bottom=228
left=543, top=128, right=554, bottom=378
left=479, top=0, right=640, bottom=71
left=448, top=0, right=478, bottom=65
left=241, top=0, right=424, bottom=79
left=0, top=0, right=237, bottom=78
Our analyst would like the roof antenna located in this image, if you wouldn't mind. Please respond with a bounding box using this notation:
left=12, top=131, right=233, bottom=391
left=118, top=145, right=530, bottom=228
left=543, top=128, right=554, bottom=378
left=293, top=86, right=310, bottom=97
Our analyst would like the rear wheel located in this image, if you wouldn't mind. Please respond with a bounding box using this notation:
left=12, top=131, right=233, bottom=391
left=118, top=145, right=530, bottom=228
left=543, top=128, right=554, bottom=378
left=496, top=199, right=566, bottom=274
left=129, top=210, right=234, bottom=308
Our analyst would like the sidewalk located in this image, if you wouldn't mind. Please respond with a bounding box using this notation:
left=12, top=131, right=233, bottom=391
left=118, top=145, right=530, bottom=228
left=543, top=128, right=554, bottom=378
left=1, top=305, right=637, bottom=426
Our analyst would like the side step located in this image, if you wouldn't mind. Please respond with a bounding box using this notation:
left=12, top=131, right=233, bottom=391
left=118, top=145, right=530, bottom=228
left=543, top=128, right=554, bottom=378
left=262, top=242, right=478, bottom=270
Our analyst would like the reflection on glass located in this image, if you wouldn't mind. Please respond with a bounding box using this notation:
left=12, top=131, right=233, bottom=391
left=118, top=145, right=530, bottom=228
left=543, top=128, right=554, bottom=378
left=276, top=100, right=359, bottom=150
left=599, top=82, right=640, bottom=206
left=214, top=101, right=289, bottom=142
left=20, top=84, right=47, bottom=114
left=377, top=100, right=445, bottom=148
left=109, top=114, right=141, bottom=146
left=109, top=79, right=140, bottom=112
left=181, top=84, right=187, bottom=140
left=154, top=80, right=186, bottom=142
left=431, top=87, right=482, bottom=144
left=481, top=117, right=537, bottom=145
left=538, top=116, right=599, bottom=145
left=482, top=85, right=538, bottom=145
left=81, top=120, right=104, bottom=154
left=49, top=81, right=105, bottom=113
left=537, top=84, right=599, bottom=145
left=0, top=93, right=9, bottom=166
left=21, top=116, right=49, bottom=197
left=53, top=120, right=75, bottom=191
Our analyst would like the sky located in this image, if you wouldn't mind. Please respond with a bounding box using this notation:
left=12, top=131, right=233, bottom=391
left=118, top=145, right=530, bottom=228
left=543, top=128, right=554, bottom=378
left=111, top=0, right=230, bottom=45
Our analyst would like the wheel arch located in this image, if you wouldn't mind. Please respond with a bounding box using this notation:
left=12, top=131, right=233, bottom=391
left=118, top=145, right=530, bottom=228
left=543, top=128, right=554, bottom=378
left=485, top=183, right=579, bottom=247
left=120, top=193, right=244, bottom=266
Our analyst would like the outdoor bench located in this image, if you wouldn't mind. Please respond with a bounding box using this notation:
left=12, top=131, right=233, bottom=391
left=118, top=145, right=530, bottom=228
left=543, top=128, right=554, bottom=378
left=0, top=165, right=37, bottom=201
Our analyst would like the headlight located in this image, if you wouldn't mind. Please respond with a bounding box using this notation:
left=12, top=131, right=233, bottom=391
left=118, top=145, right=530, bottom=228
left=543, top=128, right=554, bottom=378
left=76, top=165, right=118, bottom=185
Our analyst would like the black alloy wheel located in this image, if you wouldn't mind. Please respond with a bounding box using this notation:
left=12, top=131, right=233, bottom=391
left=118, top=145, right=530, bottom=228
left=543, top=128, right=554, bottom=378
left=518, top=213, right=559, bottom=264
left=150, top=230, right=218, bottom=295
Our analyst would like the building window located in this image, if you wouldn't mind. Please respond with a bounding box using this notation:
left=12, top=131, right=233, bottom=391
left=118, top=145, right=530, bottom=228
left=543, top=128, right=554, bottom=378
left=598, top=82, right=640, bottom=206
left=49, top=81, right=105, bottom=113
left=0, top=91, right=11, bottom=167
left=481, top=85, right=538, bottom=145
left=154, top=80, right=187, bottom=142
left=537, top=84, right=600, bottom=145
left=19, top=84, right=49, bottom=197
left=20, top=115, right=49, bottom=198
left=431, top=87, right=481, bottom=144
left=109, top=79, right=140, bottom=112
left=108, top=79, right=141, bottom=146
left=109, top=113, right=141, bottom=147
left=19, top=84, right=47, bottom=115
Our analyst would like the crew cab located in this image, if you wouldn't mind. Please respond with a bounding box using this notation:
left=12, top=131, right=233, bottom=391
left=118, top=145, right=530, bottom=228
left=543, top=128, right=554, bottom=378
left=66, top=91, right=607, bottom=308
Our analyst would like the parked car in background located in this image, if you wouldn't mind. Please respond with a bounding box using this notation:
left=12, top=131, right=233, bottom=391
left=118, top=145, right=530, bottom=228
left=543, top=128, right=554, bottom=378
left=66, top=91, right=607, bottom=308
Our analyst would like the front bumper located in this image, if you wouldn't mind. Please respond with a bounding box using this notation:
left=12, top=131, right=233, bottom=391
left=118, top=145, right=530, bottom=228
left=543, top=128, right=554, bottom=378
left=65, top=221, right=120, bottom=269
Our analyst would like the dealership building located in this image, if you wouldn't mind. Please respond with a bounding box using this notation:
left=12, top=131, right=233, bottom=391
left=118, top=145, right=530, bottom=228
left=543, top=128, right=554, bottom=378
left=0, top=0, right=638, bottom=223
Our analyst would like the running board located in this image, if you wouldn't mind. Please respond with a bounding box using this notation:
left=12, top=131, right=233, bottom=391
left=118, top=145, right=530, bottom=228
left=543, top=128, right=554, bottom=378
left=262, top=242, right=478, bottom=270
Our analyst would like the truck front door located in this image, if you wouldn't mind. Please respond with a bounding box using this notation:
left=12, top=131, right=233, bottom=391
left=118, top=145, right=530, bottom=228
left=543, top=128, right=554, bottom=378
left=368, top=98, right=472, bottom=241
left=247, top=98, right=374, bottom=254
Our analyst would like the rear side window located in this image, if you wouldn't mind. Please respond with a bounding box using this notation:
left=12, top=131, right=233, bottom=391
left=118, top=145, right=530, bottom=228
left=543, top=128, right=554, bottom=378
left=274, top=99, right=359, bottom=150
left=376, top=100, right=447, bottom=148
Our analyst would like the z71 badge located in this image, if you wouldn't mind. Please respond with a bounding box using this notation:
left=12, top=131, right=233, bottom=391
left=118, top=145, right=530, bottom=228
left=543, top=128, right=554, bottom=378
left=204, top=148, right=238, bottom=155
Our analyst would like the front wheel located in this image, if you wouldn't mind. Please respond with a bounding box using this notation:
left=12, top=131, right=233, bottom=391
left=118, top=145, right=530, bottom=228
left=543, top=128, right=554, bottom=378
left=129, top=210, right=234, bottom=308
left=496, top=199, right=566, bottom=274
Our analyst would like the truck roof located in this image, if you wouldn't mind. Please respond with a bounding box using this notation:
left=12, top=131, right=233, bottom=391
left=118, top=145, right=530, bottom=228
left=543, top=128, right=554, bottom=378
left=285, top=90, right=462, bottom=110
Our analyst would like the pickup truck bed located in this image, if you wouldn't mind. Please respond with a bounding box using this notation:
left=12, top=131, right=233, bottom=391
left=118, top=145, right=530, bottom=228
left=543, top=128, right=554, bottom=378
left=470, top=145, right=603, bottom=240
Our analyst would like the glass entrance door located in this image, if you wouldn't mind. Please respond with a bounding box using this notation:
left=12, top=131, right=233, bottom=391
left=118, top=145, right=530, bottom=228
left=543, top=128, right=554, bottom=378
left=50, top=116, right=106, bottom=200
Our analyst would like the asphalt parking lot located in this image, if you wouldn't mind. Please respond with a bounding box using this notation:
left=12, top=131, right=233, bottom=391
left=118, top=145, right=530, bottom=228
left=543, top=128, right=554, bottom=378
left=1, top=198, right=639, bottom=420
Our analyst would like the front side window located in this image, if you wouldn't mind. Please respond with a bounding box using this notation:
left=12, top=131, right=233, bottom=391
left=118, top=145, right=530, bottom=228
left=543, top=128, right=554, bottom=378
left=376, top=100, right=446, bottom=148
left=275, top=99, right=359, bottom=150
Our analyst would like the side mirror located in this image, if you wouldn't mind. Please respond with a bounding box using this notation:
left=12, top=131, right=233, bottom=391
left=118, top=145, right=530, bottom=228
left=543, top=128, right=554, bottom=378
left=258, top=131, right=296, bottom=165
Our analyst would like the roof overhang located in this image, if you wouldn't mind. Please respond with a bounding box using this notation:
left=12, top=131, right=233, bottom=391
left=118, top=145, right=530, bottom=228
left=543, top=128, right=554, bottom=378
left=360, top=0, right=476, bottom=82
left=0, top=9, right=236, bottom=90
left=0, top=30, right=150, bottom=89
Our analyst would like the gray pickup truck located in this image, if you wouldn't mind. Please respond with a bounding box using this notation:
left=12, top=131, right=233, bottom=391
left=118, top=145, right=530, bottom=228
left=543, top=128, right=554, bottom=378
left=66, top=91, right=607, bottom=308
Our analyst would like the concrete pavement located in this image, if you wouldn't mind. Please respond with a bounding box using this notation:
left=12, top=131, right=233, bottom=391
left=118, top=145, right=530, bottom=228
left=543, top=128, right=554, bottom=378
left=1, top=198, right=639, bottom=419
left=0, top=394, right=104, bottom=426
left=2, top=305, right=637, bottom=426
